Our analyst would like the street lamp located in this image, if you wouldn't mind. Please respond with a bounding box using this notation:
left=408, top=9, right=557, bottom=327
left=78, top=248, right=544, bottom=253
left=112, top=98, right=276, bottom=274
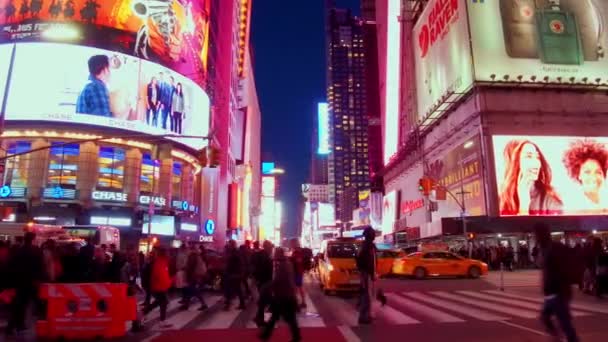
left=268, top=168, right=285, bottom=175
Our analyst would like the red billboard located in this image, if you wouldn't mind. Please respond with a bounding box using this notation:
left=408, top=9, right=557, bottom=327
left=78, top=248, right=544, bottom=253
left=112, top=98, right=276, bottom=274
left=0, top=0, right=211, bottom=85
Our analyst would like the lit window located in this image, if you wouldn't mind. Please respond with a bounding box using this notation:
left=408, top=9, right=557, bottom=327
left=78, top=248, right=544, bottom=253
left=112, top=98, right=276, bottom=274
left=172, top=162, right=182, bottom=198
left=98, top=146, right=125, bottom=190
left=3, top=141, right=31, bottom=188
left=48, top=142, right=80, bottom=188
left=140, top=153, right=160, bottom=193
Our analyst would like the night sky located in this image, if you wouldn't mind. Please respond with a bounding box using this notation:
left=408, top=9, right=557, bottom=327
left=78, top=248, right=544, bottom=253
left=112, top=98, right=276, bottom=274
left=251, top=1, right=360, bottom=238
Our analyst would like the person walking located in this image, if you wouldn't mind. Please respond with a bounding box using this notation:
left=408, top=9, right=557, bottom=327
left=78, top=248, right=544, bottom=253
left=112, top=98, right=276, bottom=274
left=143, top=247, right=173, bottom=329
left=180, top=246, right=209, bottom=311
left=289, top=238, right=307, bottom=309
left=259, top=247, right=301, bottom=342
left=356, top=226, right=377, bottom=325
left=535, top=222, right=579, bottom=342
left=6, top=232, right=43, bottom=337
left=252, top=240, right=274, bottom=327
left=223, top=240, right=245, bottom=310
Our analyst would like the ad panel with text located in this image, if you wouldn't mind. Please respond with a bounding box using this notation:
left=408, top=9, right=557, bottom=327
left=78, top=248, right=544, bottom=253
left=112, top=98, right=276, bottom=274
left=494, top=135, right=608, bottom=216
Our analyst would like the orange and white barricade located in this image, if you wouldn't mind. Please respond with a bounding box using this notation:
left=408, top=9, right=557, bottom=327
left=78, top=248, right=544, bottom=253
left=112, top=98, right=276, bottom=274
left=37, top=283, right=137, bottom=339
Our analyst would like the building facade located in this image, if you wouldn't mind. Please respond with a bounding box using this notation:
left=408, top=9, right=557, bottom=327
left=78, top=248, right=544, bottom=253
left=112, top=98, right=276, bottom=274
left=377, top=0, right=608, bottom=244
left=326, top=5, right=370, bottom=222
left=0, top=0, right=259, bottom=249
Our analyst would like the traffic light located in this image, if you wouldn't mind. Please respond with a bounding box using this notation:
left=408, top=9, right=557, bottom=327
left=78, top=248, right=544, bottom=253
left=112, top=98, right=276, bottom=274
left=418, top=177, right=434, bottom=196
left=208, top=146, right=221, bottom=168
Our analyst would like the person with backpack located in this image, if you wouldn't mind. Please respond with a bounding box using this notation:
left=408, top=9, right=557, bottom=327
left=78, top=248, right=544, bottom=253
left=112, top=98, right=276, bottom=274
left=252, top=240, right=274, bottom=327
left=535, top=222, right=579, bottom=342
left=180, top=245, right=209, bottom=311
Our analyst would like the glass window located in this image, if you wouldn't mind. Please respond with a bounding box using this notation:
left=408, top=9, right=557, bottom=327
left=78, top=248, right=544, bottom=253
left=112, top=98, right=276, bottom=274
left=48, top=142, right=79, bottom=188
left=3, top=141, right=31, bottom=187
left=140, top=153, right=160, bottom=193
left=97, top=146, right=125, bottom=190
left=327, top=243, right=358, bottom=258
left=172, top=162, right=182, bottom=198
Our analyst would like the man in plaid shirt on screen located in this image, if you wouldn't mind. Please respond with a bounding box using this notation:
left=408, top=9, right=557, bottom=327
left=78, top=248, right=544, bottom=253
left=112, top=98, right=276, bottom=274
left=76, top=55, right=113, bottom=117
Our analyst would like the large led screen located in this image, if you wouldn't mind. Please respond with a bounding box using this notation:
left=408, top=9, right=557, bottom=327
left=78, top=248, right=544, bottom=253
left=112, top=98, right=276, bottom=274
left=5, top=42, right=209, bottom=149
left=469, top=0, right=608, bottom=85
left=494, top=136, right=608, bottom=216
left=0, top=0, right=211, bottom=84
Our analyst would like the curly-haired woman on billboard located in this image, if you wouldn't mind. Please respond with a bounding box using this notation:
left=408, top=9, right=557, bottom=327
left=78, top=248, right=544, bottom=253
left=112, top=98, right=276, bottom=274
left=499, top=140, right=563, bottom=216
left=562, top=139, right=608, bottom=213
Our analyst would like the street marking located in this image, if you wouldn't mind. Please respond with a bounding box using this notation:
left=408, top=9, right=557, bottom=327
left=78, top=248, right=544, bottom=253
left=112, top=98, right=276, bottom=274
left=338, top=325, right=361, bottom=342
left=300, top=293, right=325, bottom=327
left=484, top=290, right=608, bottom=314
left=198, top=304, right=243, bottom=329
left=498, top=320, right=549, bottom=337
left=323, top=296, right=359, bottom=327
left=387, top=293, right=464, bottom=323
left=373, top=301, right=420, bottom=325
left=143, top=297, right=181, bottom=323
left=167, top=296, right=223, bottom=329
left=403, top=292, right=508, bottom=321
left=457, top=291, right=589, bottom=317
left=431, top=291, right=538, bottom=319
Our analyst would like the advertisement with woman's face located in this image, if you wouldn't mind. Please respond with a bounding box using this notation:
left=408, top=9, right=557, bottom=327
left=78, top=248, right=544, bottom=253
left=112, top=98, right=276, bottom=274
left=4, top=42, right=209, bottom=149
left=494, top=135, right=608, bottom=216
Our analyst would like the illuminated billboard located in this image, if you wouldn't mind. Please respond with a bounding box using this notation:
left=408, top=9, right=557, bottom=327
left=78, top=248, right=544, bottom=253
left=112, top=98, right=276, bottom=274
left=262, top=162, right=275, bottom=175
left=413, top=0, right=473, bottom=124
left=469, top=1, right=608, bottom=85
left=317, top=102, right=330, bottom=155
left=383, top=0, right=401, bottom=164
left=493, top=135, right=608, bottom=216
left=261, top=176, right=275, bottom=197
left=382, top=191, right=396, bottom=235
left=0, top=0, right=211, bottom=84
left=3, top=42, right=209, bottom=149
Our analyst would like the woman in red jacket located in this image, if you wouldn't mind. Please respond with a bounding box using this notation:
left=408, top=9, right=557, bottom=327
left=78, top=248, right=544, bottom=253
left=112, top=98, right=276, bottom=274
left=143, top=246, right=173, bottom=328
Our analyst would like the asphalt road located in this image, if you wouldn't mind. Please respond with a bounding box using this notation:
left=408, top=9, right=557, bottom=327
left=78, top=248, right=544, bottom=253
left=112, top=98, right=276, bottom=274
left=4, top=270, right=608, bottom=341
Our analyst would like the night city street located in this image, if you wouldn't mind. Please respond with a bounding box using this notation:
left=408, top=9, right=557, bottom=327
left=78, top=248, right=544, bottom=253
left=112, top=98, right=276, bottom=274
left=2, top=0, right=608, bottom=341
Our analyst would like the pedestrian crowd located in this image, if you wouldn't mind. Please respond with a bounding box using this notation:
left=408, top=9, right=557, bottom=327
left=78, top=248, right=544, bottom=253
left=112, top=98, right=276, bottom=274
left=0, top=233, right=312, bottom=342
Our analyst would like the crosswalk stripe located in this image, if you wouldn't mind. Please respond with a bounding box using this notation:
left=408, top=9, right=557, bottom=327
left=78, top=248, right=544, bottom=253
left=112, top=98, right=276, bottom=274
left=323, top=295, right=359, bottom=327
left=144, top=297, right=181, bottom=323
left=166, top=296, right=223, bottom=329
left=457, top=291, right=589, bottom=317
left=484, top=290, right=608, bottom=314
left=386, top=293, right=464, bottom=323
left=431, top=291, right=538, bottom=319
left=373, top=301, right=420, bottom=325
left=402, top=292, right=508, bottom=321
left=197, top=305, right=243, bottom=329
left=300, top=293, right=325, bottom=327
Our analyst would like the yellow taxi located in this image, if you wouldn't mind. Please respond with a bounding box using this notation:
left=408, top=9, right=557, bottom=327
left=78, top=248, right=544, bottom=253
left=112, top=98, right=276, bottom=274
left=376, top=249, right=405, bottom=277
left=318, top=238, right=361, bottom=294
left=392, top=251, right=488, bottom=279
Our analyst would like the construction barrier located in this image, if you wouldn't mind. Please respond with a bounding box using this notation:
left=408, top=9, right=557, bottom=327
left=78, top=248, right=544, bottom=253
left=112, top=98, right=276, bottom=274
left=36, top=283, right=137, bottom=340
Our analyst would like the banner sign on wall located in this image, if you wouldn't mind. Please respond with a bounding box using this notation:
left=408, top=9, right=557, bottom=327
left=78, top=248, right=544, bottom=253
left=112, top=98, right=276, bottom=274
left=413, top=0, right=473, bottom=123
left=493, top=135, right=608, bottom=216
left=425, top=135, right=485, bottom=217
left=382, top=191, right=397, bottom=235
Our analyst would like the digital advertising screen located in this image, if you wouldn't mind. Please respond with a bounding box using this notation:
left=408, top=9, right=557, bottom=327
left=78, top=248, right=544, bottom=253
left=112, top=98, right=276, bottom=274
left=4, top=42, right=210, bottom=149
left=0, top=0, right=211, bottom=84
left=469, top=0, right=608, bottom=84
left=493, top=135, right=608, bottom=217
left=144, top=214, right=175, bottom=236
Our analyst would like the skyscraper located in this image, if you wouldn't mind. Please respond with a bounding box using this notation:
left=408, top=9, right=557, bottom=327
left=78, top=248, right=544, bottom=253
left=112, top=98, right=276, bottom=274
left=326, top=5, right=370, bottom=222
